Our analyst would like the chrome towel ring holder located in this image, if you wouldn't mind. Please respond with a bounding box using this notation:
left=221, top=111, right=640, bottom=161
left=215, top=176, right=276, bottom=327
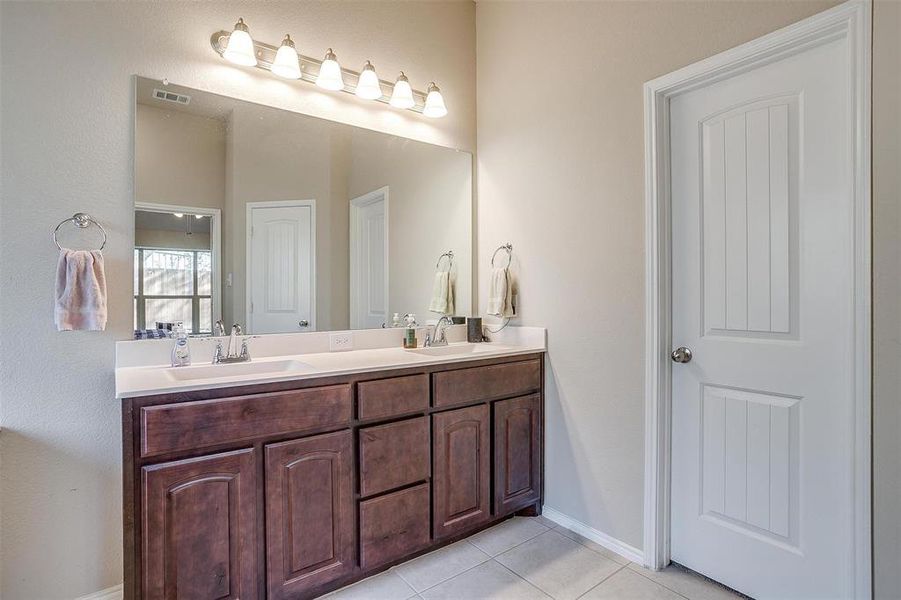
left=53, top=213, right=107, bottom=251
left=491, top=243, right=513, bottom=268
left=436, top=250, right=454, bottom=271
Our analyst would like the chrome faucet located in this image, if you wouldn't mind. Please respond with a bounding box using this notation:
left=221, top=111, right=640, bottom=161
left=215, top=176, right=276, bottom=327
left=425, top=316, right=454, bottom=347
left=213, top=323, right=251, bottom=364
left=214, top=319, right=226, bottom=336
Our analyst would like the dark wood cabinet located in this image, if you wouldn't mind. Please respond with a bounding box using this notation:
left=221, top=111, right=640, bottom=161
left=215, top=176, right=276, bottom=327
left=359, top=416, right=430, bottom=497
left=360, top=483, right=431, bottom=569
left=141, top=449, right=258, bottom=600
left=124, top=354, right=544, bottom=600
left=432, top=359, right=541, bottom=408
left=494, top=394, right=542, bottom=516
left=432, top=404, right=491, bottom=539
left=264, top=431, right=355, bottom=599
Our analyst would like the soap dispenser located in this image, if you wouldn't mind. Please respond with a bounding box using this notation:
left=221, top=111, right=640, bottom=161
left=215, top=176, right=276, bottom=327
left=171, top=322, right=191, bottom=367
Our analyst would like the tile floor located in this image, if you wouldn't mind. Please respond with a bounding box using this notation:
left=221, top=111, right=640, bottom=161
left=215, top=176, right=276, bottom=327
left=324, top=516, right=746, bottom=600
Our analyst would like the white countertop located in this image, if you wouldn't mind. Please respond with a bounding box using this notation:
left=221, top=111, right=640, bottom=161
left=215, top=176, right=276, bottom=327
left=115, top=326, right=546, bottom=399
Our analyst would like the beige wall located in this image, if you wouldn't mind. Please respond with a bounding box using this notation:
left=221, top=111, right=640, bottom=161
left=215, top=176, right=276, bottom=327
left=348, top=131, right=473, bottom=323
left=135, top=104, right=226, bottom=210
left=0, top=1, right=476, bottom=597
left=873, top=1, right=901, bottom=597
left=476, top=0, right=839, bottom=550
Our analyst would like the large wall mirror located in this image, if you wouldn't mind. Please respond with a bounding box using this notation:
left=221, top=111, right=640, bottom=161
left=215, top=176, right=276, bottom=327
left=133, top=77, right=472, bottom=337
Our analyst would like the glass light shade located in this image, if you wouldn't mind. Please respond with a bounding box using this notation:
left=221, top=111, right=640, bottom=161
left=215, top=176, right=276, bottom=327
left=390, top=72, right=415, bottom=109
left=423, top=83, right=448, bottom=118
left=271, top=35, right=300, bottom=79
left=355, top=61, right=382, bottom=100
left=316, top=49, right=345, bottom=91
left=222, top=18, right=256, bottom=67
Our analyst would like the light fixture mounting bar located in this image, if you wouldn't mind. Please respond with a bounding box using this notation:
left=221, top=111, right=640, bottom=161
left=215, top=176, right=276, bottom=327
left=210, top=31, right=428, bottom=113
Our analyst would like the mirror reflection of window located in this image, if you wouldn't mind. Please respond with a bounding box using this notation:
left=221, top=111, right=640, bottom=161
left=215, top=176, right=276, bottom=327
left=134, top=248, right=212, bottom=336
left=133, top=208, right=218, bottom=339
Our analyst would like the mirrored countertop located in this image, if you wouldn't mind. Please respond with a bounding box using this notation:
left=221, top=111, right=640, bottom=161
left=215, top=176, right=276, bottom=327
left=115, top=326, right=546, bottom=398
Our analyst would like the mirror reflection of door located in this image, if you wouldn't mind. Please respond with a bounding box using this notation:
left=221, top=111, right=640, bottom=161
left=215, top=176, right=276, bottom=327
left=349, top=188, right=388, bottom=329
left=246, top=201, right=316, bottom=334
left=133, top=204, right=221, bottom=338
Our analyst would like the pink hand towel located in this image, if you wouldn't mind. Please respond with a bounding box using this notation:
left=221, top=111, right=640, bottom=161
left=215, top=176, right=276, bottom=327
left=55, top=249, right=107, bottom=331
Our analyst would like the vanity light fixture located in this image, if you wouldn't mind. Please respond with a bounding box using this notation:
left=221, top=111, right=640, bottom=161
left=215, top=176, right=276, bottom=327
left=423, top=82, right=448, bottom=118
left=222, top=18, right=257, bottom=67
left=210, top=21, right=446, bottom=117
left=316, top=48, right=345, bottom=91
left=173, top=213, right=184, bottom=218
left=389, top=72, right=415, bottom=109
left=271, top=34, right=300, bottom=79
left=355, top=61, right=382, bottom=100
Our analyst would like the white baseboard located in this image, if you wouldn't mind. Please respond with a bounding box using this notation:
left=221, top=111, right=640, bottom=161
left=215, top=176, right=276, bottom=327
left=74, top=584, right=123, bottom=600
left=542, top=505, right=646, bottom=565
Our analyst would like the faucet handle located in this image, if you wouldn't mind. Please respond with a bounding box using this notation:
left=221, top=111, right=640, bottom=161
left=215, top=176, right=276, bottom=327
left=424, top=332, right=432, bottom=347
left=239, top=338, right=251, bottom=360
left=212, top=341, right=224, bottom=364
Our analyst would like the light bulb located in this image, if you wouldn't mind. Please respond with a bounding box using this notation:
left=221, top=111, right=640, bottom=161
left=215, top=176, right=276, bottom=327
left=355, top=61, right=382, bottom=100
left=316, top=48, right=345, bottom=91
left=271, top=34, right=300, bottom=79
left=390, top=72, right=415, bottom=109
left=222, top=18, right=257, bottom=67
left=173, top=213, right=184, bottom=218
left=423, top=82, right=447, bottom=118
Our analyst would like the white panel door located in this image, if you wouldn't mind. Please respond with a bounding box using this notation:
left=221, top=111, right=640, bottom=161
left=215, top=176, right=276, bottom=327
left=248, top=202, right=314, bottom=334
left=670, top=27, right=855, bottom=599
left=350, top=189, right=388, bottom=329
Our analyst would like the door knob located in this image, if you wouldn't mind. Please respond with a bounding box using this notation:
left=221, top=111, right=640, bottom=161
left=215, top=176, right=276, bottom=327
left=298, top=320, right=309, bottom=327
left=671, top=346, right=692, bottom=363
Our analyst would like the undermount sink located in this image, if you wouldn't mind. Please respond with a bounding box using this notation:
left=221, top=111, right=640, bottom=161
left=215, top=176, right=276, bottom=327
left=406, top=343, right=513, bottom=357
left=164, top=359, right=315, bottom=382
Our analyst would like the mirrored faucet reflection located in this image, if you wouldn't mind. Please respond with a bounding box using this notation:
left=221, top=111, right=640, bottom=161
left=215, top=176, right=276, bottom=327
left=213, top=322, right=251, bottom=363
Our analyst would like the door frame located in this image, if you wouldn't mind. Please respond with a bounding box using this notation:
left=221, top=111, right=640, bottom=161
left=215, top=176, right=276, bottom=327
left=245, top=199, right=317, bottom=333
left=641, top=1, right=871, bottom=596
left=349, top=187, right=390, bottom=329
left=135, top=201, right=223, bottom=328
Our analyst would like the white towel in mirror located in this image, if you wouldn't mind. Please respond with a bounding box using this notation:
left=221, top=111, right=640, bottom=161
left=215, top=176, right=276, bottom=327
left=429, top=270, right=455, bottom=315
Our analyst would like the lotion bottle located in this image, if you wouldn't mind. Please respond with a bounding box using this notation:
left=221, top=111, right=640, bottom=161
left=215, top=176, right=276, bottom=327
left=171, top=322, right=191, bottom=367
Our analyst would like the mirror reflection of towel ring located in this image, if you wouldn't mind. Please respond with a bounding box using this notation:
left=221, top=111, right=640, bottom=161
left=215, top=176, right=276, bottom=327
left=436, top=250, right=454, bottom=272
left=53, top=213, right=107, bottom=251
left=491, top=243, right=513, bottom=268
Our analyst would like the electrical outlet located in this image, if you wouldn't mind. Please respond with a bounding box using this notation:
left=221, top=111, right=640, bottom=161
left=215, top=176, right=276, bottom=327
left=329, top=332, right=353, bottom=352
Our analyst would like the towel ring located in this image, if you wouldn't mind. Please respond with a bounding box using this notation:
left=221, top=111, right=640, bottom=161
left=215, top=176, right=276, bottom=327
left=491, top=243, right=513, bottom=269
left=436, top=250, right=454, bottom=271
left=53, top=213, right=107, bottom=251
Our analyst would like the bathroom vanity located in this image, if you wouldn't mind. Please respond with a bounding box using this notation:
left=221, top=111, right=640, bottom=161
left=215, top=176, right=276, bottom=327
left=117, top=331, right=545, bottom=600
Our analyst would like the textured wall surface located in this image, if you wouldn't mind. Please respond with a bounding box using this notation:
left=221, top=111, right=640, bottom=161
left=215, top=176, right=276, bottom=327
left=873, top=1, right=901, bottom=597
left=0, top=2, right=475, bottom=597
left=476, top=0, right=838, bottom=549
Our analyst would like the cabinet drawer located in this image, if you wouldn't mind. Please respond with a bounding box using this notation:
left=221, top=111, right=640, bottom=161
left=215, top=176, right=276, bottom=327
left=360, top=417, right=430, bottom=497
left=358, top=374, right=429, bottom=421
left=360, top=483, right=430, bottom=570
left=140, top=384, right=352, bottom=458
left=432, top=359, right=541, bottom=408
